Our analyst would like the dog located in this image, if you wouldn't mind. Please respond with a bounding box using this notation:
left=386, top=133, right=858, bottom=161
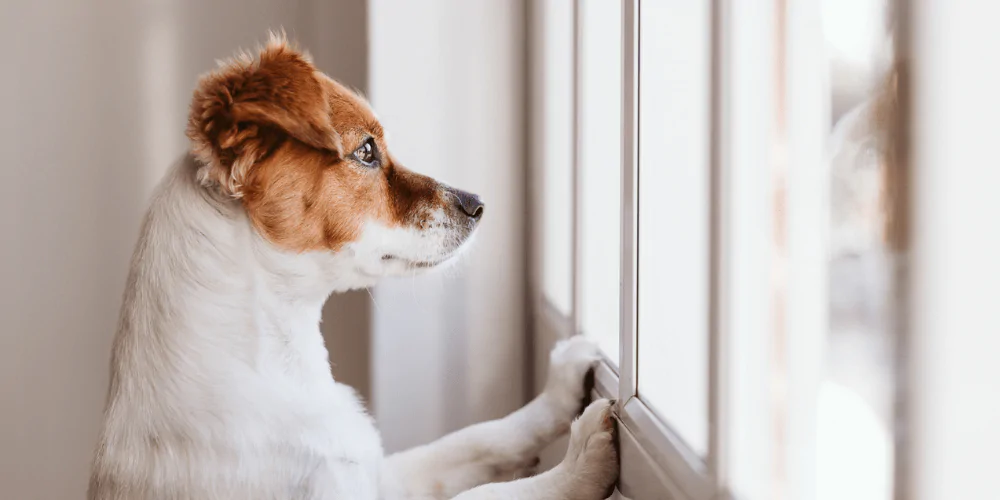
left=87, top=33, right=618, bottom=500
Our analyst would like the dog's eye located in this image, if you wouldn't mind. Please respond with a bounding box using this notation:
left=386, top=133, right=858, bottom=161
left=353, top=138, right=378, bottom=167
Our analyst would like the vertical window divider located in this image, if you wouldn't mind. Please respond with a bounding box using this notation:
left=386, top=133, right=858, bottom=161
left=569, top=0, right=583, bottom=341
left=708, top=0, right=732, bottom=493
left=619, top=0, right=640, bottom=406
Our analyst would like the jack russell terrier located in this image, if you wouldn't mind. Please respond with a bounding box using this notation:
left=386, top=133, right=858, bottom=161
left=88, top=33, right=619, bottom=500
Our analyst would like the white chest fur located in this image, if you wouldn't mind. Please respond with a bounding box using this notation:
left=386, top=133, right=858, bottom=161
left=89, top=157, right=385, bottom=500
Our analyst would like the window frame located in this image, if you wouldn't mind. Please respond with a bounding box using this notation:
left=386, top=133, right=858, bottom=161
left=530, top=0, right=819, bottom=498
left=534, top=0, right=731, bottom=497
left=531, top=1, right=1000, bottom=499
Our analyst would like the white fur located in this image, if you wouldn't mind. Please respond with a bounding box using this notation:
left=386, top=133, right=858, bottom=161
left=348, top=208, right=475, bottom=279
left=88, top=156, right=617, bottom=499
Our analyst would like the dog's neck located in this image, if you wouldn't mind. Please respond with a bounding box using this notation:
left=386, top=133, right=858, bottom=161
left=109, top=156, right=355, bottom=402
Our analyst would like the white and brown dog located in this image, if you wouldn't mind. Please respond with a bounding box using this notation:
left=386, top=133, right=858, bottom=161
left=87, top=34, right=618, bottom=500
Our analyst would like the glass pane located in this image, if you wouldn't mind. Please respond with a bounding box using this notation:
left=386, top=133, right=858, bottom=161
left=540, top=0, right=574, bottom=315
left=578, top=0, right=621, bottom=362
left=636, top=0, right=712, bottom=456
left=819, top=0, right=897, bottom=498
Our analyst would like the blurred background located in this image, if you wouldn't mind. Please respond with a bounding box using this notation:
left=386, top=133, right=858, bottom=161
left=1, top=1, right=998, bottom=499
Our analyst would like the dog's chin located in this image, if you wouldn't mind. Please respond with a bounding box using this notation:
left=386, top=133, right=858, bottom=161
left=378, top=252, right=457, bottom=275
left=376, top=239, right=475, bottom=277
left=357, top=228, right=478, bottom=279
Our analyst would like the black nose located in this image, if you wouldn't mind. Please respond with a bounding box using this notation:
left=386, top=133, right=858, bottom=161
left=451, top=188, right=485, bottom=220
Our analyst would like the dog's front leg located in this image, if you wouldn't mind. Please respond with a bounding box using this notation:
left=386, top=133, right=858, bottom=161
left=381, top=337, right=601, bottom=499
left=451, top=398, right=619, bottom=500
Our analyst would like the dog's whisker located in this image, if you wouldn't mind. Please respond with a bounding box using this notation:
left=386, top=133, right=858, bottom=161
left=365, top=287, right=382, bottom=316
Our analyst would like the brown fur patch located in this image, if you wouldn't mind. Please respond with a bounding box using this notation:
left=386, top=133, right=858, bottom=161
left=186, top=33, right=450, bottom=252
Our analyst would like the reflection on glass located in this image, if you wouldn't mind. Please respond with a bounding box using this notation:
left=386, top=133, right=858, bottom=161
left=819, top=0, right=898, bottom=498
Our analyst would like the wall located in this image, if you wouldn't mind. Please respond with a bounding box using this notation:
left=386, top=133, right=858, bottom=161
left=0, top=1, right=368, bottom=498
left=368, top=0, right=529, bottom=452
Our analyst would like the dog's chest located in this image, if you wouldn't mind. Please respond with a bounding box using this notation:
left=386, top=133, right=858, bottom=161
left=258, top=383, right=384, bottom=499
left=178, top=379, right=384, bottom=499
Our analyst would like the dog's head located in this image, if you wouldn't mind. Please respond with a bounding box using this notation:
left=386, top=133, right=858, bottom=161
left=187, top=34, right=483, bottom=285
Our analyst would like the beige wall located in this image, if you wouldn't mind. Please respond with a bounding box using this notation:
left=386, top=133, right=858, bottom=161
left=0, top=1, right=368, bottom=498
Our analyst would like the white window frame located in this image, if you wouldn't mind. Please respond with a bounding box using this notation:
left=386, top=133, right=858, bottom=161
left=530, top=0, right=748, bottom=497
left=530, top=0, right=853, bottom=498
left=530, top=0, right=761, bottom=497
left=532, top=1, right=1000, bottom=499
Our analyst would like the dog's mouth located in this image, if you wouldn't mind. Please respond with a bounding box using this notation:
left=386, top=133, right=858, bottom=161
left=380, top=254, right=448, bottom=269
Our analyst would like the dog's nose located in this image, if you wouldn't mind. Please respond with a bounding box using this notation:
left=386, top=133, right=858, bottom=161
left=451, top=189, right=485, bottom=220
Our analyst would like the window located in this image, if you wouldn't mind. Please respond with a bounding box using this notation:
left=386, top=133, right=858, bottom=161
left=577, top=0, right=622, bottom=364
left=816, top=0, right=897, bottom=498
left=538, top=0, right=575, bottom=316
left=532, top=1, right=905, bottom=498
left=637, top=0, right=712, bottom=457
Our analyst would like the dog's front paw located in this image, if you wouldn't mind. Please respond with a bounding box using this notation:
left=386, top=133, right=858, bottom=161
left=560, top=398, right=620, bottom=499
left=543, top=336, right=602, bottom=416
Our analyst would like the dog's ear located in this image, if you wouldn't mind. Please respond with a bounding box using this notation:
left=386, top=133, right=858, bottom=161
left=187, top=32, right=342, bottom=197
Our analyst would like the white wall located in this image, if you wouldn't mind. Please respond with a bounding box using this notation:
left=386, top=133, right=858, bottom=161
left=368, top=0, right=529, bottom=452
left=0, top=1, right=367, bottom=497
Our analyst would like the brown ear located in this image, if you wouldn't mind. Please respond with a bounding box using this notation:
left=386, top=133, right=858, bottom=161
left=187, top=33, right=342, bottom=196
